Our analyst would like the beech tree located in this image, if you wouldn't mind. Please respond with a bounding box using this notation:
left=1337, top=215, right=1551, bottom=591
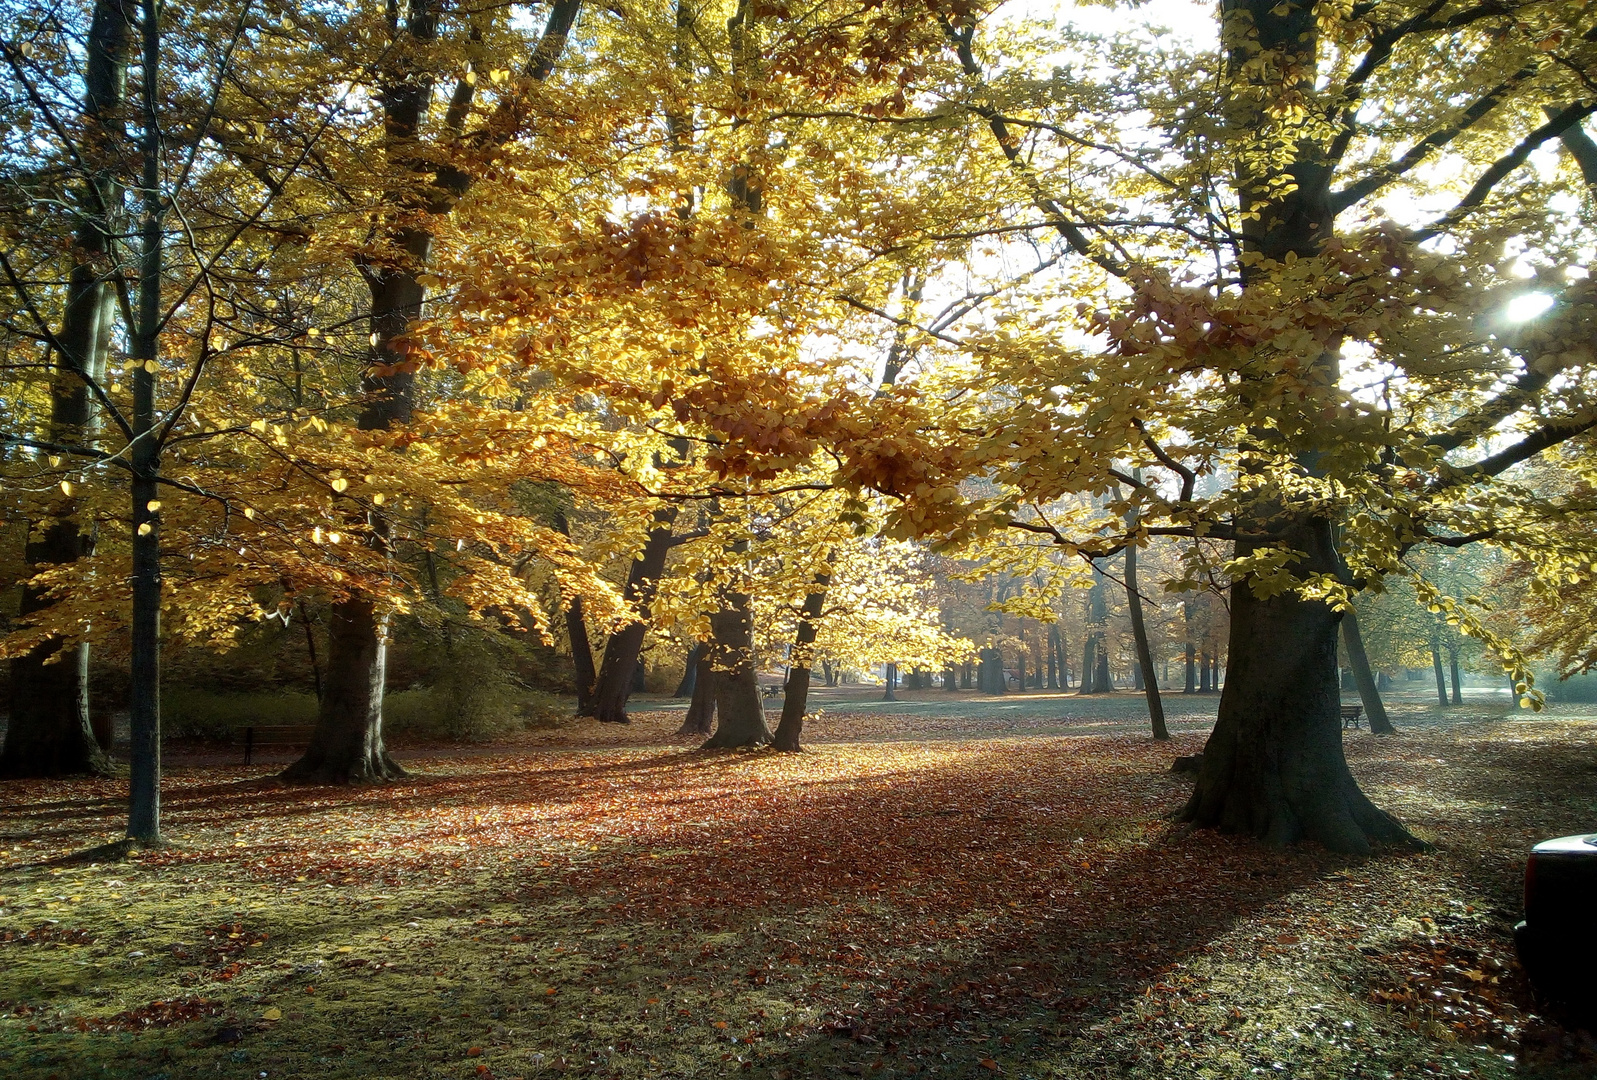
left=528, top=0, right=1597, bottom=852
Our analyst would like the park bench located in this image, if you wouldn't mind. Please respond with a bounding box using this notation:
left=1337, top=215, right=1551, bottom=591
left=1340, top=704, right=1364, bottom=730
left=240, top=724, right=316, bottom=765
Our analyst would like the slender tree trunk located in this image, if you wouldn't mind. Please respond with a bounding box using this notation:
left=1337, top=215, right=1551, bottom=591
left=123, top=0, right=166, bottom=843
left=1182, top=523, right=1417, bottom=853
left=1046, top=627, right=1059, bottom=689
left=589, top=508, right=678, bottom=723
left=0, top=0, right=128, bottom=780
left=677, top=648, right=716, bottom=735
left=1016, top=653, right=1026, bottom=692
left=554, top=512, right=598, bottom=712
left=882, top=662, right=898, bottom=701
left=1184, top=600, right=1197, bottom=693
left=1447, top=644, right=1463, bottom=705
left=674, top=641, right=704, bottom=697
left=1341, top=607, right=1394, bottom=734
left=773, top=579, right=827, bottom=752
left=1431, top=636, right=1448, bottom=707
left=1125, top=543, right=1169, bottom=740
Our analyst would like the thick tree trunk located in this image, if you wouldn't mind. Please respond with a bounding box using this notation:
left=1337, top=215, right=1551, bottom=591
left=1094, top=646, right=1112, bottom=693
left=1181, top=528, right=1418, bottom=853
left=590, top=508, right=678, bottom=723
left=1, top=0, right=127, bottom=781
left=882, top=662, right=898, bottom=701
left=2, top=526, right=109, bottom=778
left=282, top=599, right=406, bottom=782
left=702, top=595, right=771, bottom=749
left=674, top=641, right=703, bottom=697
left=1341, top=607, right=1394, bottom=734
left=773, top=582, right=826, bottom=752
left=1078, top=638, right=1096, bottom=694
left=1447, top=644, right=1463, bottom=705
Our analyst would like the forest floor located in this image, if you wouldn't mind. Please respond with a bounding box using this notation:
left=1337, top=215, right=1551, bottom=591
left=2, top=697, right=1595, bottom=1080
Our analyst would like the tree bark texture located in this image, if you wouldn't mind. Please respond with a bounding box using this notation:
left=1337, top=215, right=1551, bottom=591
left=1448, top=645, right=1463, bottom=705
left=1340, top=607, right=1394, bottom=734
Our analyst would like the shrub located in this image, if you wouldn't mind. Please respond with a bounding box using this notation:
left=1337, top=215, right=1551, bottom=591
left=161, top=688, right=318, bottom=741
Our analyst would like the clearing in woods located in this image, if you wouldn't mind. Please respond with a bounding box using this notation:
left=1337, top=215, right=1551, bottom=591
left=1, top=696, right=1594, bottom=1079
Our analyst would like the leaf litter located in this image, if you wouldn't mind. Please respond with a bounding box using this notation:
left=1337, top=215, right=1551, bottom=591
left=1, top=713, right=1594, bottom=1079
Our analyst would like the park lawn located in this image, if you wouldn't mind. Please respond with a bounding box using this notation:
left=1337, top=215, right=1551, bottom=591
left=1, top=713, right=1594, bottom=1080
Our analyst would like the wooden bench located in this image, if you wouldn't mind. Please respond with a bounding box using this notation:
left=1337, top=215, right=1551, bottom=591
left=1341, top=704, right=1364, bottom=730
left=241, top=725, right=317, bottom=765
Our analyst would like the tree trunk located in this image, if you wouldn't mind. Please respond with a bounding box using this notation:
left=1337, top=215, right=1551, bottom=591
left=2, top=527, right=108, bottom=779
left=1016, top=653, right=1027, bottom=692
left=1181, top=525, right=1418, bottom=853
left=882, top=662, right=898, bottom=701
left=281, top=599, right=406, bottom=782
left=1341, top=607, right=1394, bottom=734
left=1046, top=625, right=1059, bottom=689
left=773, top=581, right=827, bottom=752
left=590, top=508, right=678, bottom=723
left=1, top=0, right=128, bottom=781
left=567, top=594, right=598, bottom=713
left=554, top=513, right=598, bottom=712
left=702, top=594, right=770, bottom=748
left=285, top=0, right=581, bottom=782
left=125, top=2, right=163, bottom=843
left=960, top=660, right=971, bottom=689
left=674, top=641, right=703, bottom=697
left=1431, top=636, right=1448, bottom=707
left=677, top=648, right=716, bottom=735
left=1447, top=644, right=1463, bottom=705
left=1094, top=645, right=1112, bottom=693
left=1184, top=600, right=1197, bottom=693
left=1125, top=543, right=1169, bottom=740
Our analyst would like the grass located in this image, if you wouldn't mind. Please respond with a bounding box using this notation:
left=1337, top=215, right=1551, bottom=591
left=1, top=705, right=1595, bottom=1080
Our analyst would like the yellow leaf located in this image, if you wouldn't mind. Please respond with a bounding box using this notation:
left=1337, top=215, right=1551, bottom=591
left=262, top=1007, right=282, bottom=1021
